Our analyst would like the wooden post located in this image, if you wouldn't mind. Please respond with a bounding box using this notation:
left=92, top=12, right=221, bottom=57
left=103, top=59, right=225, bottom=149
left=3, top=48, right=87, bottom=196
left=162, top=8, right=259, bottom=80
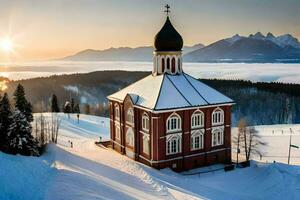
left=288, top=128, right=292, bottom=165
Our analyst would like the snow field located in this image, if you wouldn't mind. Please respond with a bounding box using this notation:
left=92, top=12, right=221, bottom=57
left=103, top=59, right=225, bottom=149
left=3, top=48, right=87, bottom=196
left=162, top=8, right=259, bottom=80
left=1, top=113, right=300, bottom=200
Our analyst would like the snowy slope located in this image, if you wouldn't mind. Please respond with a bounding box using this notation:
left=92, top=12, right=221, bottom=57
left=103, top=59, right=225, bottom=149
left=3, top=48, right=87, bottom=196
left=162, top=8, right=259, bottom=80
left=1, top=113, right=300, bottom=200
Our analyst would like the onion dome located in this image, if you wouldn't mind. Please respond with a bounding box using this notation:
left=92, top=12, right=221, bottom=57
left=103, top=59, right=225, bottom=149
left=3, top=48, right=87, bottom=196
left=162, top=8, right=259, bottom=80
left=154, top=17, right=183, bottom=51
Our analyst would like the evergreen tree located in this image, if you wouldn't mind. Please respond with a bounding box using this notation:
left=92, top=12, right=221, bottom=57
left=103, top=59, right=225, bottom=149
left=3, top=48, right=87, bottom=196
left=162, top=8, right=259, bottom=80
left=63, top=101, right=71, bottom=119
left=0, top=93, right=2, bottom=150
left=7, top=109, right=39, bottom=156
left=71, top=98, right=75, bottom=113
left=13, top=84, right=33, bottom=122
left=74, top=104, right=80, bottom=114
left=0, top=93, right=12, bottom=152
left=51, top=94, right=60, bottom=112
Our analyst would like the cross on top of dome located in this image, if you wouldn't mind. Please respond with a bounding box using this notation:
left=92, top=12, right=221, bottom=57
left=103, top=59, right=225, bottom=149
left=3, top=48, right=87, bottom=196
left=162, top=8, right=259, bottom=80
left=164, top=4, right=170, bottom=16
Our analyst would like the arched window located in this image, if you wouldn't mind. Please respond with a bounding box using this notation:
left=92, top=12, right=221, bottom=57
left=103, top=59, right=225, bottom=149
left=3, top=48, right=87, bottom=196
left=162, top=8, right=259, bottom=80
left=212, top=128, right=224, bottom=146
left=126, top=128, right=134, bottom=147
left=178, top=58, right=181, bottom=72
left=191, top=130, right=204, bottom=150
left=114, top=104, right=120, bottom=120
left=171, top=57, right=176, bottom=73
left=166, top=113, right=181, bottom=133
left=166, top=57, right=170, bottom=70
left=191, top=110, right=204, bottom=129
left=161, top=58, right=165, bottom=73
left=143, top=134, right=150, bottom=155
left=166, top=134, right=182, bottom=155
left=212, top=108, right=224, bottom=125
left=142, top=113, right=150, bottom=132
left=115, top=125, right=120, bottom=140
left=126, top=108, right=134, bottom=125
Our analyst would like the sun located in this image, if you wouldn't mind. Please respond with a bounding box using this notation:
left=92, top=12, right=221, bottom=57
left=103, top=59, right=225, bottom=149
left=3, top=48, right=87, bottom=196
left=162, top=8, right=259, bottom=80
left=1, top=38, right=13, bottom=53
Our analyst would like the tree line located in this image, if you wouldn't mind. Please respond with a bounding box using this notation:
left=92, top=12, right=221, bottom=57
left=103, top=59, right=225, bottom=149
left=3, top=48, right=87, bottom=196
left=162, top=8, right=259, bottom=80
left=201, top=79, right=300, bottom=125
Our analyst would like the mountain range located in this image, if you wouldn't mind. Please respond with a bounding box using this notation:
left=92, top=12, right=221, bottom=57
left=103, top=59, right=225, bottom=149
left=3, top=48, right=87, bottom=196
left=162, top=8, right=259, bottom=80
left=184, top=32, right=300, bottom=63
left=61, top=44, right=204, bottom=62
left=60, top=32, right=300, bottom=63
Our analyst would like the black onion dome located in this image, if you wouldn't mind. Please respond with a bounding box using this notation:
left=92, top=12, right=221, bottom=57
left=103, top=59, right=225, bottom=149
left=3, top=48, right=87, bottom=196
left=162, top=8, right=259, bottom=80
left=154, top=17, right=183, bottom=51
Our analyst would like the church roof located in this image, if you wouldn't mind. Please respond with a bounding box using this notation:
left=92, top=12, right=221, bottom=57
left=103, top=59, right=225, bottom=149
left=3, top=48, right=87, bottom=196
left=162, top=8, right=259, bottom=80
left=107, top=73, right=234, bottom=111
left=154, top=17, right=183, bottom=51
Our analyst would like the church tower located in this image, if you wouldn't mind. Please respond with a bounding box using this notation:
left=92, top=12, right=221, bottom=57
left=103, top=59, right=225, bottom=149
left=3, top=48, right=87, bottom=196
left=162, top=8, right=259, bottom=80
left=153, top=5, right=183, bottom=76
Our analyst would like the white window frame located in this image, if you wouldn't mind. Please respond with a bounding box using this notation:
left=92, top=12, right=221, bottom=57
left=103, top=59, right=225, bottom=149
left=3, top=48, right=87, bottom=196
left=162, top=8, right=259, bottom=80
left=126, top=108, right=134, bottom=126
left=212, top=128, right=224, bottom=147
left=115, top=124, right=121, bottom=140
left=126, top=128, right=134, bottom=147
left=166, top=133, right=182, bottom=155
left=142, top=113, right=150, bottom=132
left=166, top=113, right=181, bottom=133
left=142, top=134, right=150, bottom=155
left=114, top=104, right=120, bottom=121
left=212, top=107, right=224, bottom=126
left=191, top=110, right=205, bottom=129
left=191, top=130, right=204, bottom=150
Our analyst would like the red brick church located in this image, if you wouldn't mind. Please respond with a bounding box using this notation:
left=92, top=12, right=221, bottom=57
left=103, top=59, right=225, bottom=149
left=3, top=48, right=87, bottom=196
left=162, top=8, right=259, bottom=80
left=107, top=6, right=234, bottom=171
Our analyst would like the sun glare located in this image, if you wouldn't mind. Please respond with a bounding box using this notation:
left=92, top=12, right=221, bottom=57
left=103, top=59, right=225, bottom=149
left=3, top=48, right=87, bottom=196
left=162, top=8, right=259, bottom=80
left=1, top=38, right=13, bottom=53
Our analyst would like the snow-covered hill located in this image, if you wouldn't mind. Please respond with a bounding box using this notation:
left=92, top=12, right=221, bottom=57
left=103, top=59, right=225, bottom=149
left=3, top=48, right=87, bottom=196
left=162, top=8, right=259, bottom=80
left=1, top=113, right=300, bottom=200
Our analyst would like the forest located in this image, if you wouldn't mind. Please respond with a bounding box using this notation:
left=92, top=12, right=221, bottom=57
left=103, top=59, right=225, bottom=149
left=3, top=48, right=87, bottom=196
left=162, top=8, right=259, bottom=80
left=1, top=71, right=299, bottom=126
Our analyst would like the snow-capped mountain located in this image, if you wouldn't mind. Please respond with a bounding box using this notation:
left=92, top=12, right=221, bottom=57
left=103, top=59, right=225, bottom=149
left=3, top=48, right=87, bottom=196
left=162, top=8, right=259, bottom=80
left=275, top=34, right=300, bottom=48
left=227, top=32, right=300, bottom=49
left=184, top=32, right=300, bottom=63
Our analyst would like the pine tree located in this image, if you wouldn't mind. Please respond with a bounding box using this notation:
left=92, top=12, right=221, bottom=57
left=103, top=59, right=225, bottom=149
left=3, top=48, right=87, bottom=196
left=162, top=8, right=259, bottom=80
left=71, top=98, right=75, bottom=113
left=63, top=101, right=71, bottom=119
left=0, top=93, right=12, bottom=152
left=7, top=109, right=39, bottom=156
left=0, top=93, right=2, bottom=150
left=51, top=94, right=60, bottom=112
left=13, top=84, right=33, bottom=122
left=74, top=104, right=80, bottom=114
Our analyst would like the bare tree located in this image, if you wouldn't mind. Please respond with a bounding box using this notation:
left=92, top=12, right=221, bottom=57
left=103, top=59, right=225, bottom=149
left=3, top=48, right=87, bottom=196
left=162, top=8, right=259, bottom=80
left=233, top=118, right=267, bottom=164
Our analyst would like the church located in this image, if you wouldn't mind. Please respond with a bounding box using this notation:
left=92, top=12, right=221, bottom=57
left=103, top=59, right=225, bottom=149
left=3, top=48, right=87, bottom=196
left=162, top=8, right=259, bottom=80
left=107, top=6, right=234, bottom=171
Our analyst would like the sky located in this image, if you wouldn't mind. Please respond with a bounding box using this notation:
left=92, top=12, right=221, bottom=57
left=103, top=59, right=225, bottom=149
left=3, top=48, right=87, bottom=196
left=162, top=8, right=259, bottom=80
left=0, top=0, right=299, bottom=62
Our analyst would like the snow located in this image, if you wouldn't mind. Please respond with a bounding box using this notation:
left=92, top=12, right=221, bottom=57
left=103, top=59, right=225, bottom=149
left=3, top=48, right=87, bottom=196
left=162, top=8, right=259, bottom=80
left=232, top=124, right=300, bottom=165
left=108, top=73, right=233, bottom=110
left=1, top=113, right=300, bottom=200
left=108, top=74, right=164, bottom=109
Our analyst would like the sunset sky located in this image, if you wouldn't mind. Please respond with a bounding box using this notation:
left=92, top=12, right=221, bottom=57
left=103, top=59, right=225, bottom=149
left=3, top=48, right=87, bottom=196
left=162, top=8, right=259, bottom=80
left=0, top=0, right=299, bottom=62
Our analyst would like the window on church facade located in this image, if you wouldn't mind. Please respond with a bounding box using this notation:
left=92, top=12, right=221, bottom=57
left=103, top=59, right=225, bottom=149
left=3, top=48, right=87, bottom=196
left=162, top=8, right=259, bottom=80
left=191, top=130, right=204, bottom=150
left=167, top=113, right=181, bottom=133
left=212, top=129, right=224, bottom=147
left=143, top=135, right=150, bottom=155
left=142, top=113, right=150, bottom=132
left=171, top=57, right=176, bottom=73
left=126, top=128, right=134, bottom=147
left=114, top=104, right=120, bottom=120
left=191, top=111, right=204, bottom=129
left=167, top=57, right=170, bottom=70
left=161, top=58, right=165, bottom=72
left=115, top=125, right=120, bottom=140
left=127, top=108, right=134, bottom=125
left=166, top=134, right=182, bottom=155
left=212, top=108, right=224, bottom=126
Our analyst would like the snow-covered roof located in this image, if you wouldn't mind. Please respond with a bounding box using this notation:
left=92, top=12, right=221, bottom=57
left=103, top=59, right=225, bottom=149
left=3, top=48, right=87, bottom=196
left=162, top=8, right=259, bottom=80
left=107, top=73, right=234, bottom=111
